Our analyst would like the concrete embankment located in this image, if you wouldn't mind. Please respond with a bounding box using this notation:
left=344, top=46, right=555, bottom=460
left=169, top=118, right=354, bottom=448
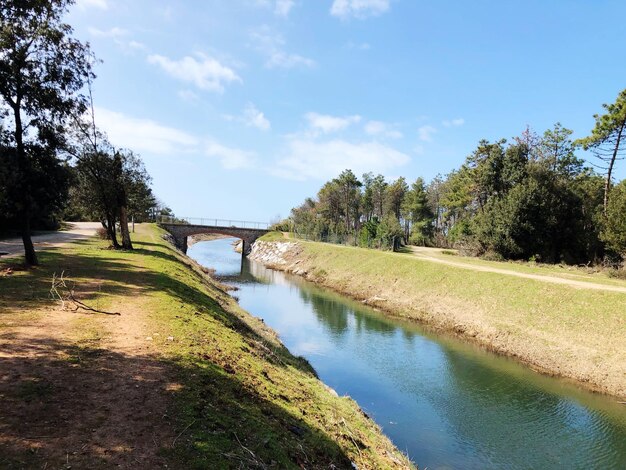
left=249, top=240, right=626, bottom=399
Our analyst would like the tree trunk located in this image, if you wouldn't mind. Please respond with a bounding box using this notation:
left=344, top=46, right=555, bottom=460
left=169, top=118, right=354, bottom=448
left=12, top=98, right=38, bottom=266
left=106, top=212, right=120, bottom=248
left=111, top=152, right=132, bottom=249
left=603, top=120, right=625, bottom=214
left=119, top=205, right=133, bottom=249
left=21, top=216, right=38, bottom=266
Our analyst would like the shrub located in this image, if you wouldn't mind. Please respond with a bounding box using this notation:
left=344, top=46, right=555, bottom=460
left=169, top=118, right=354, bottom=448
left=481, top=250, right=505, bottom=262
left=607, top=267, right=626, bottom=280
left=96, top=227, right=109, bottom=240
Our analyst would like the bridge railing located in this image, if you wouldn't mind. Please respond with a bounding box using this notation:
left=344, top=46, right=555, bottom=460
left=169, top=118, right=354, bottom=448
left=158, top=215, right=270, bottom=230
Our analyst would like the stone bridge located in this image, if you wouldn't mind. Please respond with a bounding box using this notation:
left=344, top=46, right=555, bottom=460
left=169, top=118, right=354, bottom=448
left=158, top=217, right=270, bottom=255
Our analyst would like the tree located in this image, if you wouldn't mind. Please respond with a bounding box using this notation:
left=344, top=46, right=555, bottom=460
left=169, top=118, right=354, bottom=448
left=317, top=180, right=343, bottom=233
left=384, top=177, right=408, bottom=221
left=465, top=139, right=506, bottom=210
left=376, top=215, right=404, bottom=251
left=2, top=139, right=72, bottom=227
left=402, top=178, right=434, bottom=245
left=601, top=179, right=626, bottom=258
left=570, top=171, right=604, bottom=261
left=538, top=123, right=583, bottom=177
left=370, top=174, right=387, bottom=219
left=334, top=169, right=361, bottom=234
left=112, top=151, right=132, bottom=249
left=0, top=0, right=93, bottom=264
left=70, top=129, right=153, bottom=250
left=426, top=174, right=445, bottom=239
left=361, top=172, right=375, bottom=222
left=577, top=89, right=626, bottom=213
left=439, top=167, right=473, bottom=241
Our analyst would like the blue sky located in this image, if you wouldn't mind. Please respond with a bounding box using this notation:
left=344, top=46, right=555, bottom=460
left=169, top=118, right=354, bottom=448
left=69, top=0, right=626, bottom=222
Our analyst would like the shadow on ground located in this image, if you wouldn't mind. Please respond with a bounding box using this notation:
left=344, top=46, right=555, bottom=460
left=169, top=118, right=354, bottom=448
left=0, top=239, right=353, bottom=468
left=0, top=336, right=352, bottom=469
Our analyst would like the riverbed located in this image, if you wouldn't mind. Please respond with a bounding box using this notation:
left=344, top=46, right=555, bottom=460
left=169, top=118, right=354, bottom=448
left=188, top=238, right=626, bottom=469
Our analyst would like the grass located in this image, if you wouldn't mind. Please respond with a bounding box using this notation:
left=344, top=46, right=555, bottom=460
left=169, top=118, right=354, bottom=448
left=269, top=240, right=626, bottom=398
left=0, top=225, right=411, bottom=469
left=414, top=247, right=626, bottom=288
left=259, top=231, right=289, bottom=242
left=440, top=250, right=457, bottom=256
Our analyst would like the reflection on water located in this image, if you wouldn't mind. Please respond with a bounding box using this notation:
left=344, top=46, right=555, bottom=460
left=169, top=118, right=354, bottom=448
left=189, top=238, right=626, bottom=469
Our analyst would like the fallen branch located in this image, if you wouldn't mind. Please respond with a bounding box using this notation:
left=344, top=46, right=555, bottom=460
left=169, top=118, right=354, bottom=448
left=172, top=419, right=195, bottom=447
left=234, top=432, right=257, bottom=460
left=50, top=271, right=121, bottom=316
left=232, top=432, right=268, bottom=469
left=342, top=418, right=363, bottom=459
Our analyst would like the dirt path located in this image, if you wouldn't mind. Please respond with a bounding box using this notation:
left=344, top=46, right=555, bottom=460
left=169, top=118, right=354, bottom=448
left=0, top=222, right=101, bottom=258
left=406, top=246, right=626, bottom=294
left=0, top=268, right=178, bottom=468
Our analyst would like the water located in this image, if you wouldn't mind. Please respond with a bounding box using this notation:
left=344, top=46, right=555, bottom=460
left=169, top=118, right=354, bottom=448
left=188, top=238, right=626, bottom=469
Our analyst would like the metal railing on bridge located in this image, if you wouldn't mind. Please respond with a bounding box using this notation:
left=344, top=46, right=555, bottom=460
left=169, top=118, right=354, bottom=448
left=158, top=215, right=270, bottom=230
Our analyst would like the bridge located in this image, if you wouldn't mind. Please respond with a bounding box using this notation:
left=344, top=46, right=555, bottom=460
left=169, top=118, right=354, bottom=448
left=157, top=216, right=271, bottom=255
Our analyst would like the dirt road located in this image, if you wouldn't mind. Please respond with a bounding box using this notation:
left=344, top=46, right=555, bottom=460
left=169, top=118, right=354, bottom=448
left=0, top=222, right=100, bottom=258
left=406, top=246, right=626, bottom=294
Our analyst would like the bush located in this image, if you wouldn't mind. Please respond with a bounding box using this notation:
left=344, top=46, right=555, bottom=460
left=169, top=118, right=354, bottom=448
left=96, top=227, right=109, bottom=240
left=270, top=219, right=291, bottom=231
left=454, top=237, right=481, bottom=257
left=481, top=250, right=505, bottom=262
left=607, top=268, right=626, bottom=280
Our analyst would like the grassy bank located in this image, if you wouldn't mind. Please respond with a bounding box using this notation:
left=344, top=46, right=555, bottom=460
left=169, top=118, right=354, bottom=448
left=254, top=237, right=626, bottom=399
left=0, top=225, right=411, bottom=469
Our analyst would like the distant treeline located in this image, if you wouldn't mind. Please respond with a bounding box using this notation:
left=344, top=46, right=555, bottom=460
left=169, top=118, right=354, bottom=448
left=285, top=90, right=626, bottom=265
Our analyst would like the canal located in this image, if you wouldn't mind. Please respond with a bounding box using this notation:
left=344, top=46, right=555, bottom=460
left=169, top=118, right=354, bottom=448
left=188, top=238, right=626, bottom=469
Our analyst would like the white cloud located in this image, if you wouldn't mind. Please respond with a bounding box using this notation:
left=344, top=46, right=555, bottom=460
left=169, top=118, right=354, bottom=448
left=364, top=120, right=403, bottom=139
left=147, top=53, right=242, bottom=93
left=94, top=107, right=199, bottom=155
left=331, top=0, right=390, bottom=19
left=418, top=125, right=437, bottom=142
left=94, top=107, right=255, bottom=171
left=305, top=112, right=361, bottom=134
left=127, top=40, right=147, bottom=51
left=205, top=141, right=256, bottom=170
left=87, top=26, right=128, bottom=38
left=243, top=103, right=271, bottom=131
left=442, top=118, right=465, bottom=127
left=267, top=51, right=315, bottom=68
left=275, top=0, right=295, bottom=16
left=253, top=0, right=295, bottom=17
left=273, top=139, right=410, bottom=180
left=76, top=0, right=108, bottom=10
left=87, top=27, right=146, bottom=53
left=157, top=6, right=174, bottom=20
left=250, top=27, right=315, bottom=69
left=345, top=41, right=371, bottom=50
left=178, top=89, right=200, bottom=103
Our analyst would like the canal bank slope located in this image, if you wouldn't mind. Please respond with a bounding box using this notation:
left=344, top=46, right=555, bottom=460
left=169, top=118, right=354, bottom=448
left=0, top=225, right=412, bottom=469
left=250, top=239, right=626, bottom=399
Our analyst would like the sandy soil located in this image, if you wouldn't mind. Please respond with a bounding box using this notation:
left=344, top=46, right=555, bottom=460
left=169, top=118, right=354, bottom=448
left=0, top=293, right=178, bottom=468
left=0, top=222, right=101, bottom=258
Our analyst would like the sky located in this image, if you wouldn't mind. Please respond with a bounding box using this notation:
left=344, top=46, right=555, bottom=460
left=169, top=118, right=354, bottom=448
left=68, top=0, right=626, bottom=222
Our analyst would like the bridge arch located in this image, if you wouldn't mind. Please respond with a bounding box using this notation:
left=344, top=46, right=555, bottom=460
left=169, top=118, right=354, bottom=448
left=159, top=223, right=270, bottom=256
